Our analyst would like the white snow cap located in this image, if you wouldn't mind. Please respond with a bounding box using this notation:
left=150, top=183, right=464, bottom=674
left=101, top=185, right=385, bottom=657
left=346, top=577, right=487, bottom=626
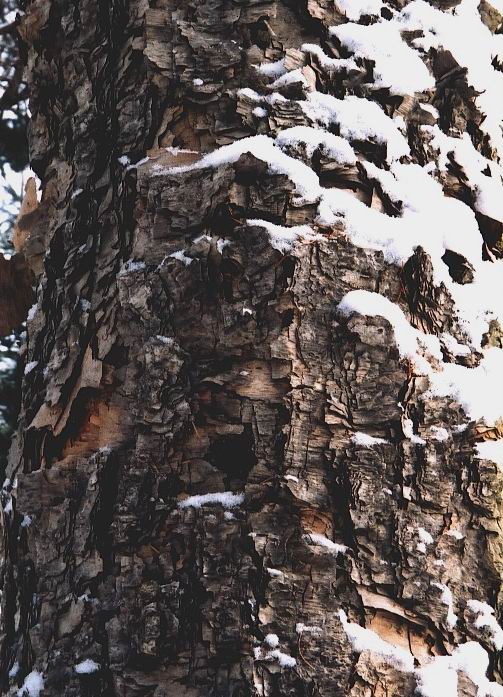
left=255, top=59, right=286, bottom=79
left=330, top=22, right=434, bottom=95
left=301, top=92, right=410, bottom=162
left=163, top=134, right=321, bottom=204
left=275, top=126, right=356, bottom=164
left=337, top=290, right=440, bottom=370
left=266, top=567, right=284, bottom=578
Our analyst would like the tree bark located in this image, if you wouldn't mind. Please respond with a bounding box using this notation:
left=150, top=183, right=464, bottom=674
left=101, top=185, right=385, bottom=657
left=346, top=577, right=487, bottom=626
left=3, top=1, right=503, bottom=696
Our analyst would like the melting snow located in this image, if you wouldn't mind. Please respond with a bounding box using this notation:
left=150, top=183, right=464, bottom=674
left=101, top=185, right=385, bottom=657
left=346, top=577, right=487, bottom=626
left=341, top=611, right=503, bottom=697
left=169, top=250, right=193, bottom=266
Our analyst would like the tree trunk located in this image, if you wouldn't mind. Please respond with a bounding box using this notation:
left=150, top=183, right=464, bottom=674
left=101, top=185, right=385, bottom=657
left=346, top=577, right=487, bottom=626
left=3, top=1, right=503, bottom=695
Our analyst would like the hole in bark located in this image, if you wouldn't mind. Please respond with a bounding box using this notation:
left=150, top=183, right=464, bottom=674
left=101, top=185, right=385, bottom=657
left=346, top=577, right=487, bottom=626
left=248, top=17, right=274, bottom=49
left=103, top=342, right=129, bottom=369
left=221, top=257, right=243, bottom=302
left=210, top=203, right=239, bottom=237
left=277, top=256, right=296, bottom=285
left=206, top=426, right=257, bottom=487
left=233, top=153, right=269, bottom=185
left=280, top=308, right=294, bottom=328
left=158, top=473, right=184, bottom=500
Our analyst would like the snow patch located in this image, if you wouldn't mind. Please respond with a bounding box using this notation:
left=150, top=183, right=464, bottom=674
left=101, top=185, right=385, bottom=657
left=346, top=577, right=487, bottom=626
left=417, top=527, right=434, bottom=554
left=430, top=426, right=449, bottom=442
left=301, top=92, right=410, bottom=162
left=334, top=0, right=383, bottom=20
left=17, top=671, right=44, bottom=697
left=296, top=623, right=322, bottom=635
left=169, top=250, right=193, bottom=266
left=467, top=600, right=503, bottom=650
left=433, top=582, right=458, bottom=629
left=475, top=440, right=503, bottom=468
left=339, top=609, right=415, bottom=672
left=163, top=134, right=321, bottom=204
left=264, top=633, right=279, bottom=648
left=255, top=59, right=286, bottom=79
left=247, top=219, right=316, bottom=253
left=75, top=659, right=100, bottom=674
left=178, top=492, right=244, bottom=509
left=275, top=126, right=357, bottom=165
left=303, top=532, right=348, bottom=555
left=267, top=649, right=297, bottom=668
left=351, top=432, right=388, bottom=447
left=330, top=22, right=434, bottom=95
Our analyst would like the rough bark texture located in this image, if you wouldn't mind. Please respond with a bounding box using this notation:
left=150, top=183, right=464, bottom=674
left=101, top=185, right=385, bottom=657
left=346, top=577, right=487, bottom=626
left=2, top=1, right=503, bottom=696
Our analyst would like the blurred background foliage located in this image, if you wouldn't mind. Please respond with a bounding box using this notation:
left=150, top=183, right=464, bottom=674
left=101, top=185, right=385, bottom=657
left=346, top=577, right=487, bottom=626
left=0, top=0, right=29, bottom=472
